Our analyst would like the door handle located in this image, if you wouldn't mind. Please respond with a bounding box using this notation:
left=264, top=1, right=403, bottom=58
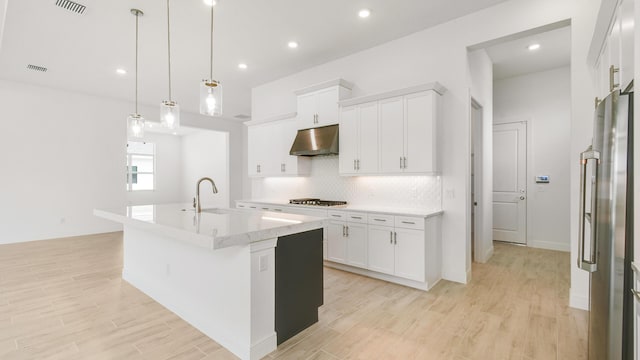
left=519, top=196, right=525, bottom=200
left=578, top=147, right=600, bottom=272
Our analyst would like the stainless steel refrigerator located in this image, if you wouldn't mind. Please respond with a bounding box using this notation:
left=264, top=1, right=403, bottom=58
left=578, top=84, right=634, bottom=359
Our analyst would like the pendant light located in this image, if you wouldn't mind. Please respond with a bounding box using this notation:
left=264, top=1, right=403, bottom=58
left=127, top=9, right=145, bottom=139
left=199, top=1, right=222, bottom=116
left=160, top=0, right=180, bottom=129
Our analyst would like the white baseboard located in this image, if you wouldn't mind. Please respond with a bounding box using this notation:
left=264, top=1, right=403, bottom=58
left=323, top=262, right=437, bottom=291
left=569, top=289, right=589, bottom=311
left=250, top=333, right=277, bottom=360
left=528, top=240, right=570, bottom=252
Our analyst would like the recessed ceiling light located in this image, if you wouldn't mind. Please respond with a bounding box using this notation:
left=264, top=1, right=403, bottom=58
left=358, top=9, right=371, bottom=18
left=238, top=63, right=248, bottom=70
left=527, top=43, right=541, bottom=51
left=288, top=41, right=298, bottom=49
left=203, top=0, right=217, bottom=6
left=116, top=68, right=127, bottom=75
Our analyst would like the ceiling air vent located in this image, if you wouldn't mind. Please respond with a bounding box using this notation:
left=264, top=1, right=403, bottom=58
left=27, top=64, right=48, bottom=72
left=55, top=0, right=86, bottom=15
left=234, top=114, right=251, bottom=120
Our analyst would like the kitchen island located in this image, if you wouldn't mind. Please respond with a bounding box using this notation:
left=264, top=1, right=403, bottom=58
left=94, top=204, right=326, bottom=360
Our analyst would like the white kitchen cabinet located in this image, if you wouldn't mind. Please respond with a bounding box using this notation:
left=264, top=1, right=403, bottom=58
left=589, top=0, right=635, bottom=100
left=327, top=221, right=347, bottom=264
left=247, top=116, right=310, bottom=177
left=339, top=101, right=379, bottom=175
left=394, top=227, right=426, bottom=282
left=368, top=225, right=395, bottom=275
left=326, top=211, right=368, bottom=268
left=379, top=97, right=405, bottom=173
left=379, top=91, right=438, bottom=174
left=341, top=84, right=443, bottom=176
left=294, top=79, right=353, bottom=130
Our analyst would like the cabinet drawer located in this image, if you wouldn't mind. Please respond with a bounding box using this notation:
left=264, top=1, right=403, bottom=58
left=346, top=212, right=367, bottom=224
left=328, top=210, right=347, bottom=220
left=367, top=213, right=394, bottom=225
left=394, top=216, right=424, bottom=230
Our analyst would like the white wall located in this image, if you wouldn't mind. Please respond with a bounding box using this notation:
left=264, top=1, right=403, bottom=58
left=126, top=133, right=183, bottom=206
left=0, top=80, right=125, bottom=243
left=468, top=49, right=494, bottom=265
left=0, top=78, right=244, bottom=245
left=251, top=0, right=600, bottom=289
left=494, top=66, right=572, bottom=252
left=181, top=131, right=230, bottom=208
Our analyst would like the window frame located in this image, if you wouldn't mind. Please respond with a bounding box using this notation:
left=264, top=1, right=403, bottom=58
left=126, top=141, right=156, bottom=192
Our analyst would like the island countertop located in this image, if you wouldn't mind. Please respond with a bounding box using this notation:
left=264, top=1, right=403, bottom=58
left=94, top=203, right=326, bottom=250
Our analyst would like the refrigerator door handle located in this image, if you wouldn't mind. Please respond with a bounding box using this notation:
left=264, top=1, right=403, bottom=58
left=578, top=147, right=600, bottom=272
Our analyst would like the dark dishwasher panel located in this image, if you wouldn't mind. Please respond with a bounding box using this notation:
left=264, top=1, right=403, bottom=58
left=275, top=228, right=323, bottom=345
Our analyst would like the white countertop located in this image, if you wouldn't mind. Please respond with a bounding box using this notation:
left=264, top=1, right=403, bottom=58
left=94, top=203, right=326, bottom=250
left=237, top=199, right=443, bottom=218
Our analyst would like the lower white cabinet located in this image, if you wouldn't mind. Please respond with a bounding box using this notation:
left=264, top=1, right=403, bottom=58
left=326, top=211, right=368, bottom=268
left=368, top=225, right=425, bottom=282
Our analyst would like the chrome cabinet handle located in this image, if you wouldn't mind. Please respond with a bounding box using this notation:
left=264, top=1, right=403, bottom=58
left=401, top=221, right=415, bottom=225
left=331, top=214, right=341, bottom=218
left=403, top=157, right=407, bottom=169
left=578, top=147, right=600, bottom=272
left=394, top=232, right=397, bottom=244
left=351, top=216, right=362, bottom=220
left=609, top=65, right=619, bottom=92
left=346, top=226, right=349, bottom=237
left=374, top=218, right=385, bottom=222
left=390, top=231, right=393, bottom=244
left=354, top=159, right=356, bottom=170
left=342, top=225, right=346, bottom=237
left=400, top=157, right=403, bottom=169
left=357, top=159, right=360, bottom=170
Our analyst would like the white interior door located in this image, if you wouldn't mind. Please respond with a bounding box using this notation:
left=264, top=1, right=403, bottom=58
left=492, top=122, right=526, bottom=244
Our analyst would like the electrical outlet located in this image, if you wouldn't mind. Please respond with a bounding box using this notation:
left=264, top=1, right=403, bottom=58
left=259, top=255, right=268, bottom=272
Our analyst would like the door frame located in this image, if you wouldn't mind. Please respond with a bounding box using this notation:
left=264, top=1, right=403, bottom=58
left=470, top=98, right=493, bottom=263
left=492, top=118, right=530, bottom=246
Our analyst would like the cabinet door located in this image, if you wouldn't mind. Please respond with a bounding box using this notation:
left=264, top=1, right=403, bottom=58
left=297, top=93, right=317, bottom=130
left=619, top=0, right=634, bottom=89
left=327, top=221, right=347, bottom=264
left=405, top=91, right=437, bottom=173
left=394, top=228, right=425, bottom=282
left=346, top=223, right=367, bottom=268
left=378, top=97, right=404, bottom=174
left=339, top=106, right=359, bottom=175
left=248, top=125, right=267, bottom=176
left=315, top=87, right=339, bottom=126
left=280, top=118, right=305, bottom=175
left=358, top=102, right=379, bottom=173
left=367, top=225, right=395, bottom=275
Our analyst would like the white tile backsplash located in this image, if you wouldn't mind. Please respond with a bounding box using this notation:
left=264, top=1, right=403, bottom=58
left=251, top=156, right=441, bottom=210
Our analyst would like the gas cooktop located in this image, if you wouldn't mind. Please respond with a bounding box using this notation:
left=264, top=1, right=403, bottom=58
left=289, top=198, right=348, bottom=207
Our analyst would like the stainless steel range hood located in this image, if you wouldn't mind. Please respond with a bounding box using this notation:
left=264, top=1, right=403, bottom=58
left=289, top=124, right=339, bottom=156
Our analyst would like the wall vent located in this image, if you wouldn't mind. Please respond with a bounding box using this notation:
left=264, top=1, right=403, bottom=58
left=234, top=114, right=251, bottom=120
left=55, top=0, right=86, bottom=15
left=27, top=64, right=48, bottom=72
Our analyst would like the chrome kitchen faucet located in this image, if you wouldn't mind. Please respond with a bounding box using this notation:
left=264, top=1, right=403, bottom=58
left=194, top=177, right=218, bottom=213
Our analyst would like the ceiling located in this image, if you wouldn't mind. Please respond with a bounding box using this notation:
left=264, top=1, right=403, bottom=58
left=485, top=25, right=571, bottom=80
left=0, top=0, right=512, bottom=120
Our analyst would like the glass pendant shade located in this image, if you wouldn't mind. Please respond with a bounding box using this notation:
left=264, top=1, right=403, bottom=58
left=127, top=113, right=145, bottom=139
left=160, top=100, right=180, bottom=129
left=199, top=79, right=223, bottom=116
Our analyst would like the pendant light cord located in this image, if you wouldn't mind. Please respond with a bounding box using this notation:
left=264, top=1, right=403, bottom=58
left=167, top=0, right=173, bottom=101
left=210, top=4, right=214, bottom=80
left=135, top=11, right=139, bottom=114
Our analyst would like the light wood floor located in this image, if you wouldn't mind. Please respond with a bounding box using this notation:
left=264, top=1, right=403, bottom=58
left=0, top=233, right=587, bottom=360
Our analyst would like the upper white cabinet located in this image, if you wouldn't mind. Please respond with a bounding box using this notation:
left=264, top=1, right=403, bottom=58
left=339, top=102, right=379, bottom=175
left=339, top=83, right=445, bottom=176
left=246, top=114, right=310, bottom=178
left=294, top=79, right=353, bottom=129
left=588, top=0, right=634, bottom=98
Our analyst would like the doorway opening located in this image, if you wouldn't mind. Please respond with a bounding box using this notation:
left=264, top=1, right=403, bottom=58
left=471, top=98, right=484, bottom=262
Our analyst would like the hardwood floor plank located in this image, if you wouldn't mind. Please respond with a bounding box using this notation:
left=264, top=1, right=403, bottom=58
left=0, top=234, right=586, bottom=360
